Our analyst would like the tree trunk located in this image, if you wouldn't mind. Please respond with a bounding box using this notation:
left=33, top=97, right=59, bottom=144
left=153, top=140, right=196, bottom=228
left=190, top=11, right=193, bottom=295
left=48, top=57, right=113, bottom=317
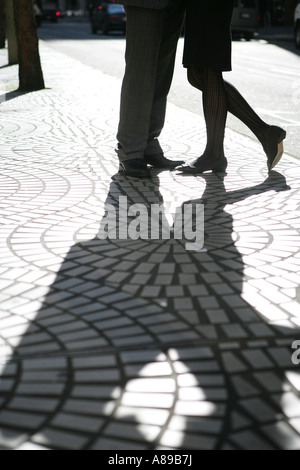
left=13, top=0, right=45, bottom=91
left=0, top=0, right=5, bottom=49
left=5, top=0, right=18, bottom=63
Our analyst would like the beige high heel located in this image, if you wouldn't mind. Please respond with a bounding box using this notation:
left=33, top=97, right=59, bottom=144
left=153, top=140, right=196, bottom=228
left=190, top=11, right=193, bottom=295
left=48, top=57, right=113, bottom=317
left=269, top=140, right=284, bottom=171
left=264, top=126, right=286, bottom=172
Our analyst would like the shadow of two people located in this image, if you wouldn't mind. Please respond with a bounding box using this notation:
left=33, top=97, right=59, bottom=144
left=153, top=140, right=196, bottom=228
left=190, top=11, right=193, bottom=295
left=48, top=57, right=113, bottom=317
left=0, top=169, right=300, bottom=450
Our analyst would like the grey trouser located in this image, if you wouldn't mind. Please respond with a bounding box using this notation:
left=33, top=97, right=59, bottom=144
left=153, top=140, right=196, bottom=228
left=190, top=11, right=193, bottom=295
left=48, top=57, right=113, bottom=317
left=116, top=0, right=185, bottom=162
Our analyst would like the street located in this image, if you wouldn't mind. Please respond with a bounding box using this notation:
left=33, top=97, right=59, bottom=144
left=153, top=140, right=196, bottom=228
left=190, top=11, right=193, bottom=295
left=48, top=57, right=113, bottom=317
left=37, top=18, right=300, bottom=159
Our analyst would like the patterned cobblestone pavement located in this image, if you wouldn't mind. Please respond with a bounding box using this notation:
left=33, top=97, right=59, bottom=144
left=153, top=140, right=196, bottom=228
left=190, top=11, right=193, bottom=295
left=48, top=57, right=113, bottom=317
left=0, top=43, right=300, bottom=450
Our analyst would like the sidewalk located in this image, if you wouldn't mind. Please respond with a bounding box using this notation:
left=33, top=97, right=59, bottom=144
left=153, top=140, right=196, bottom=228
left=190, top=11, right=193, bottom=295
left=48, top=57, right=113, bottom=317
left=0, top=41, right=300, bottom=451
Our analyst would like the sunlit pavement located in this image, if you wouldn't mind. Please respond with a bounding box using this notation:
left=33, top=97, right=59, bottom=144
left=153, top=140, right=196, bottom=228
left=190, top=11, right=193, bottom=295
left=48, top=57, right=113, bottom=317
left=0, top=42, right=300, bottom=451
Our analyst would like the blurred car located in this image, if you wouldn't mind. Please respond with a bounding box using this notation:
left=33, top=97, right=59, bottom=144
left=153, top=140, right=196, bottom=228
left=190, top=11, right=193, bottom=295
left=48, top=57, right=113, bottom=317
left=231, top=0, right=260, bottom=41
left=41, top=1, right=61, bottom=22
left=42, top=8, right=60, bottom=22
left=91, top=2, right=126, bottom=35
left=295, top=2, right=300, bottom=49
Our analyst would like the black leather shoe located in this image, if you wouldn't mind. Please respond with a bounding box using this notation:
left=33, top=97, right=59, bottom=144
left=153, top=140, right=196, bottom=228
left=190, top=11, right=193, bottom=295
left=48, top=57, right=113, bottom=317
left=262, top=126, right=286, bottom=172
left=119, top=159, right=152, bottom=178
left=145, top=154, right=185, bottom=169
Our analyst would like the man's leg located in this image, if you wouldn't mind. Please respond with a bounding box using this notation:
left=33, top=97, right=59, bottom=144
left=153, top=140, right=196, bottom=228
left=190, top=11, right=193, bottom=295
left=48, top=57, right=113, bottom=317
left=116, top=6, right=166, bottom=165
left=145, top=0, right=186, bottom=164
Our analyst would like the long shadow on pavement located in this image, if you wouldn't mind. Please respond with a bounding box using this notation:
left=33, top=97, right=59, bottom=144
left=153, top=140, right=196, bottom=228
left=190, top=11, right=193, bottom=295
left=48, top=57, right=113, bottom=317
left=0, top=170, right=300, bottom=450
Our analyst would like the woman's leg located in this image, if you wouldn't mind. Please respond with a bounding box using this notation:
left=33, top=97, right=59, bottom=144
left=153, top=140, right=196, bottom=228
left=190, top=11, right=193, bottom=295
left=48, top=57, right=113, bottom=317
left=184, top=66, right=228, bottom=172
left=224, top=80, right=286, bottom=170
left=186, top=65, right=286, bottom=172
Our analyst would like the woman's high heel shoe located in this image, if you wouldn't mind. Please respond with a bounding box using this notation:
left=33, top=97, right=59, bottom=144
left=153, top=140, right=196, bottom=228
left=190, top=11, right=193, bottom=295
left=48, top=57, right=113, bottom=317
left=262, top=126, right=286, bottom=172
left=177, top=156, right=228, bottom=175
